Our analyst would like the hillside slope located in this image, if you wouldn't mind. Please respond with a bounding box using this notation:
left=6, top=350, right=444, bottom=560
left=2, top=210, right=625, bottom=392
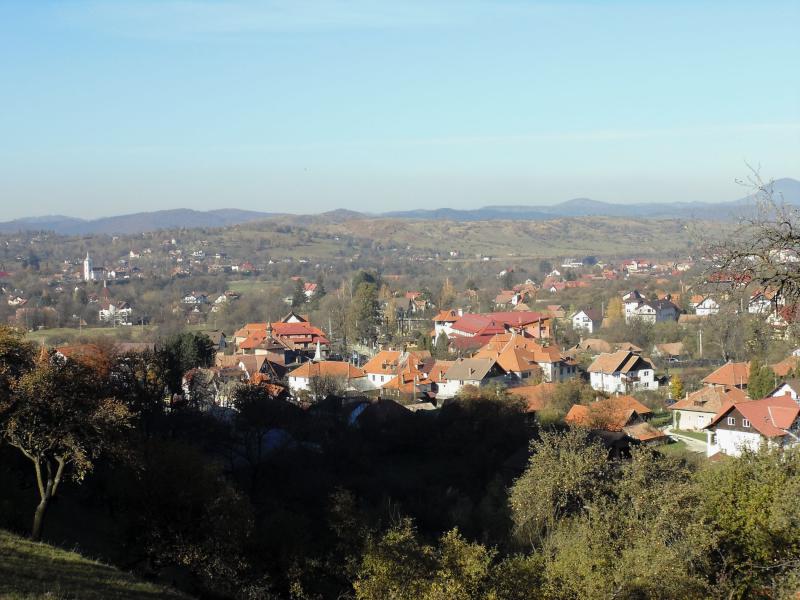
left=0, top=529, right=188, bottom=599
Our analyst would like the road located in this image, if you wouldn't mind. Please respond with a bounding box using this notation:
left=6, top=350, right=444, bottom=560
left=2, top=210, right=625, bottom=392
left=662, top=426, right=708, bottom=454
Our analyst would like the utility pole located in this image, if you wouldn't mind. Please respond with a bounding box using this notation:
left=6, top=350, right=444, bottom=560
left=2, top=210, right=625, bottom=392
left=698, top=328, right=703, bottom=359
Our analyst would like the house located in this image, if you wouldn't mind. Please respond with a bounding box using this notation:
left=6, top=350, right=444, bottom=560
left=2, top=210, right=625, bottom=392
left=771, top=356, right=800, bottom=378
left=432, top=309, right=462, bottom=338
left=622, top=290, right=646, bottom=320
left=182, top=292, right=209, bottom=305
left=474, top=344, right=542, bottom=382
left=571, top=308, right=602, bottom=334
left=588, top=350, right=658, bottom=393
left=438, top=357, right=508, bottom=399
left=98, top=300, right=133, bottom=325
left=769, top=378, right=800, bottom=400
left=693, top=296, right=720, bottom=317
left=474, top=333, right=577, bottom=382
left=748, top=289, right=782, bottom=314
left=447, top=311, right=552, bottom=341
left=705, top=394, right=800, bottom=457
left=702, top=362, right=749, bottom=391
left=629, top=299, right=679, bottom=324
left=362, top=350, right=402, bottom=387
left=565, top=395, right=666, bottom=445
left=287, top=361, right=367, bottom=394
left=668, top=386, right=748, bottom=431
left=303, top=282, right=318, bottom=298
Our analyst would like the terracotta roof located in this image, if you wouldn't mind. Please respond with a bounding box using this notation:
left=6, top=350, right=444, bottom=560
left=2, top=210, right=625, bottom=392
left=511, top=382, right=557, bottom=412
left=622, top=421, right=668, bottom=442
left=433, top=309, right=460, bottom=323
left=450, top=311, right=547, bottom=335
left=362, top=350, right=402, bottom=374
left=428, top=360, right=454, bottom=383
left=772, top=356, right=800, bottom=378
left=575, top=338, right=613, bottom=353
left=669, top=385, right=748, bottom=413
left=474, top=344, right=541, bottom=374
left=702, top=362, right=750, bottom=388
left=706, top=393, right=800, bottom=438
left=566, top=395, right=652, bottom=431
left=289, top=361, right=366, bottom=379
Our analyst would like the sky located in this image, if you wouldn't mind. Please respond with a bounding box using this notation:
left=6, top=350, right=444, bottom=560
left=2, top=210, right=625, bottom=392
left=0, top=0, right=798, bottom=219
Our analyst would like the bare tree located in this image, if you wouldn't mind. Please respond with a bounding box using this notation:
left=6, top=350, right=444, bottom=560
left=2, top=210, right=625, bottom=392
left=711, top=169, right=800, bottom=305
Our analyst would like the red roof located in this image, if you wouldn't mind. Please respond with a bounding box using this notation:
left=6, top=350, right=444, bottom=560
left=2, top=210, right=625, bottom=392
left=707, top=393, right=799, bottom=438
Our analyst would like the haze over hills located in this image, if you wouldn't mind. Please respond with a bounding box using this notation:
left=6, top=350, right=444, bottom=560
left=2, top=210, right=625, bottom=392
left=2, top=178, right=797, bottom=235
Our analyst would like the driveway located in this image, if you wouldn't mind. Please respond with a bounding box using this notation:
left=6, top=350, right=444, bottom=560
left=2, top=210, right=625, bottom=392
left=662, top=426, right=708, bottom=454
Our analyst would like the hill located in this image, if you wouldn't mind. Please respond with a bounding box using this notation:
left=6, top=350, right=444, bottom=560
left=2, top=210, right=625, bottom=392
left=0, top=209, right=280, bottom=235
left=0, top=529, right=188, bottom=599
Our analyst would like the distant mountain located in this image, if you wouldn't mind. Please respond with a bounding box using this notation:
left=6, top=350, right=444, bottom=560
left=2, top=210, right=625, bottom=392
left=0, top=208, right=280, bottom=235
left=2, top=178, right=797, bottom=234
left=382, top=177, right=800, bottom=222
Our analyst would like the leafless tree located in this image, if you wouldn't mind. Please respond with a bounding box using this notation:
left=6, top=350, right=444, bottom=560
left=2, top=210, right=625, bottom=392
left=711, top=168, right=800, bottom=305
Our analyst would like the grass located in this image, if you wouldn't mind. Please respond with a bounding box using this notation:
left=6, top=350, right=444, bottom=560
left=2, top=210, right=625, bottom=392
left=649, top=411, right=672, bottom=428
left=672, top=429, right=709, bottom=442
left=0, top=529, right=188, bottom=599
left=24, top=326, right=158, bottom=346
left=657, top=439, right=689, bottom=456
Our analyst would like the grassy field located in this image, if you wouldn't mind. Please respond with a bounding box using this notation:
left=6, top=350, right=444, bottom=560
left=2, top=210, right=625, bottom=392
left=24, top=326, right=158, bottom=346
left=0, top=529, right=187, bottom=599
left=672, top=429, right=709, bottom=442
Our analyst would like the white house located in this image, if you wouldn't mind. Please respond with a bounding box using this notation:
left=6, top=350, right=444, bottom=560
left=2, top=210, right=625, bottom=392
left=628, top=299, right=679, bottom=324
left=287, top=361, right=367, bottom=395
left=694, top=297, right=719, bottom=316
left=622, top=290, right=646, bottom=320
left=571, top=308, right=602, bottom=334
left=98, top=300, right=132, bottom=325
left=588, top=350, right=658, bottom=393
left=705, top=394, right=800, bottom=457
left=438, top=357, right=508, bottom=399
left=432, top=309, right=461, bottom=339
left=668, top=385, right=747, bottom=431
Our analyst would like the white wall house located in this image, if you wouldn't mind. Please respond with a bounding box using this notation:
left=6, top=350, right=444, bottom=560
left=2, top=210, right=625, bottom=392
left=571, top=309, right=602, bottom=334
left=694, top=297, right=719, bottom=316
left=705, top=395, right=800, bottom=457
left=588, top=350, right=658, bottom=393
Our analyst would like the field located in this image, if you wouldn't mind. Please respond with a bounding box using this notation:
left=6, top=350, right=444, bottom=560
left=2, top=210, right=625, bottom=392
left=24, top=325, right=159, bottom=346
left=0, top=529, right=187, bottom=599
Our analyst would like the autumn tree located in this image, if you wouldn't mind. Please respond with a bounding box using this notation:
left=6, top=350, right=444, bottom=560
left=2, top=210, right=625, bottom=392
left=0, top=353, right=131, bottom=539
left=669, top=374, right=685, bottom=400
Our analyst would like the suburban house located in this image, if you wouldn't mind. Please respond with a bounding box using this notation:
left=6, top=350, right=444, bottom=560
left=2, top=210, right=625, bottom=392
left=362, top=350, right=402, bottom=387
left=234, top=314, right=330, bottom=362
left=432, top=309, right=462, bottom=338
left=692, top=296, right=720, bottom=316
left=622, top=290, right=646, bottom=320
left=571, top=308, right=603, bottom=334
left=701, top=362, right=750, bottom=391
left=474, top=333, right=577, bottom=382
left=565, top=395, right=666, bottom=445
left=438, top=357, right=508, bottom=399
left=705, top=394, right=800, bottom=457
left=588, top=350, right=658, bottom=393
left=769, top=378, right=800, bottom=400
left=748, top=289, right=782, bottom=314
left=287, top=361, right=367, bottom=394
left=628, top=299, right=679, bottom=324
left=98, top=300, right=133, bottom=325
left=668, top=385, right=748, bottom=431
left=447, top=311, right=552, bottom=341
left=474, top=345, right=542, bottom=382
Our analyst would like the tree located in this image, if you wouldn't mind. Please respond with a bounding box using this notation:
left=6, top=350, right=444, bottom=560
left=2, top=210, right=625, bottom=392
left=0, top=354, right=131, bottom=539
left=605, top=297, right=623, bottom=324
left=509, top=429, right=610, bottom=547
left=349, top=282, right=379, bottom=345
left=434, top=331, right=450, bottom=358
left=712, top=172, right=800, bottom=305
left=0, top=326, right=35, bottom=401
left=292, top=279, right=307, bottom=308
left=159, top=332, right=215, bottom=394
left=308, top=374, right=346, bottom=401
left=439, top=277, right=456, bottom=308
left=670, top=374, right=685, bottom=400
left=748, top=358, right=775, bottom=400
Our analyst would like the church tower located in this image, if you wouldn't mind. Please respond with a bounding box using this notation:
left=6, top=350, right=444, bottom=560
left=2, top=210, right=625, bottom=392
left=83, top=252, right=93, bottom=282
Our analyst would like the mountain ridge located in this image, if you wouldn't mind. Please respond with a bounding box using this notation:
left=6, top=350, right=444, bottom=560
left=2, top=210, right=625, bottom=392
left=2, top=178, right=797, bottom=235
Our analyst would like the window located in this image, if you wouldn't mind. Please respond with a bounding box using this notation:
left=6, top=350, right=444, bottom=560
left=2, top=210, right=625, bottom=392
left=727, top=417, right=736, bottom=426
left=743, top=419, right=751, bottom=428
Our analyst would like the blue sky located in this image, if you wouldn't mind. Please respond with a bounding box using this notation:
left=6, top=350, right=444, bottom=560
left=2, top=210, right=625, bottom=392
left=0, top=0, right=798, bottom=218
